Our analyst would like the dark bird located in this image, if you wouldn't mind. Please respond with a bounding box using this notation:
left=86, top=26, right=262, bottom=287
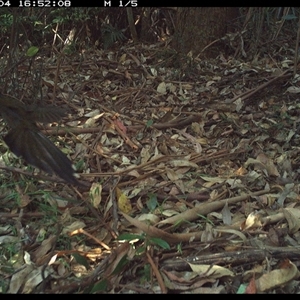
left=0, top=93, right=79, bottom=185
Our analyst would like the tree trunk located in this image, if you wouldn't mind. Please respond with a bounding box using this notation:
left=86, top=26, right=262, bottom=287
left=173, top=7, right=239, bottom=58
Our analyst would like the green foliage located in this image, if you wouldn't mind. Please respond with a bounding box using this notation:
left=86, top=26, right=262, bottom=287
left=236, top=283, right=247, bottom=294
left=71, top=252, right=90, bottom=270
left=0, top=13, right=13, bottom=33
left=148, top=237, right=170, bottom=249
left=50, top=7, right=102, bottom=24
left=138, top=264, right=151, bottom=284
left=0, top=240, right=21, bottom=261
left=282, top=13, right=297, bottom=21
left=111, top=255, right=129, bottom=275
left=0, top=278, right=9, bottom=293
left=0, top=7, right=126, bottom=52
left=146, top=119, right=154, bottom=128
left=101, top=23, right=126, bottom=49
left=117, top=233, right=143, bottom=241
left=89, top=279, right=108, bottom=293
left=146, top=193, right=158, bottom=211
left=26, top=46, right=39, bottom=57
left=176, top=242, right=183, bottom=254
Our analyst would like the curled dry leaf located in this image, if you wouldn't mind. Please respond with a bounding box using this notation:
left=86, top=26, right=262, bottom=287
left=240, top=211, right=263, bottom=231
left=255, top=259, right=299, bottom=292
left=188, top=263, right=234, bottom=279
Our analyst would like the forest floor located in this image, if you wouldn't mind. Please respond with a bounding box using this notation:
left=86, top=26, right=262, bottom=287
left=1, top=40, right=300, bottom=293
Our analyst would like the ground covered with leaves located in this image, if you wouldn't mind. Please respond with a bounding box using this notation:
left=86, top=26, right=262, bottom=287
left=1, top=42, right=300, bottom=294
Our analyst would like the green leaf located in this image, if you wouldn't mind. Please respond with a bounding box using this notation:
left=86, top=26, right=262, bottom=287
left=71, top=252, right=90, bottom=270
left=112, top=255, right=128, bottom=275
left=117, top=233, right=144, bottom=241
left=90, top=279, right=108, bottom=293
left=282, top=14, right=297, bottom=20
left=236, top=283, right=247, bottom=294
left=26, top=46, right=39, bottom=57
left=149, top=237, right=170, bottom=249
left=136, top=245, right=146, bottom=255
left=146, top=193, right=158, bottom=211
left=146, top=119, right=154, bottom=128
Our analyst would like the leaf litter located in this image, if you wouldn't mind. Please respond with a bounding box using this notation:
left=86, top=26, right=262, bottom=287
left=1, top=42, right=300, bottom=293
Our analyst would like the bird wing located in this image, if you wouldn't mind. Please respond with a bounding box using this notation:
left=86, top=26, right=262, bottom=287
left=27, top=106, right=67, bottom=123
left=4, top=126, right=79, bottom=185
